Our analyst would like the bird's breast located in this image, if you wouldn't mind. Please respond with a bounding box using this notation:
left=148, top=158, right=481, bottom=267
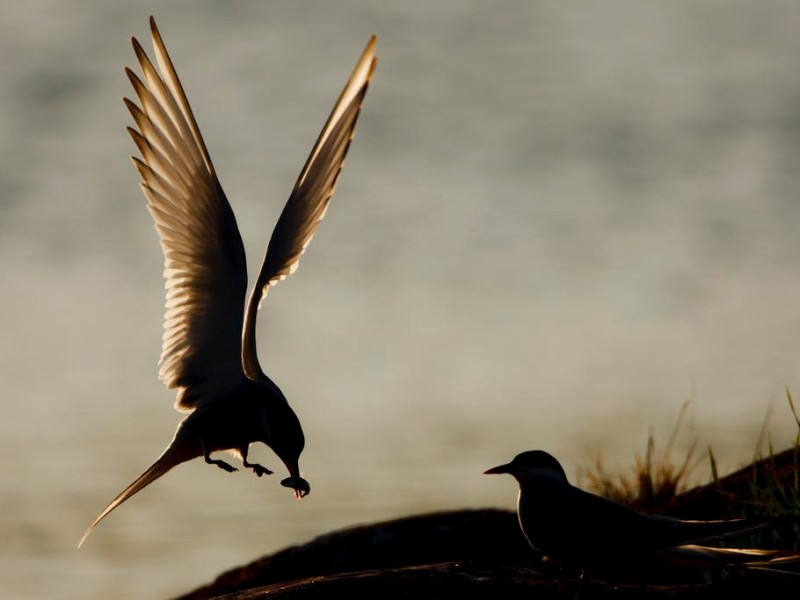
left=180, top=393, right=268, bottom=452
left=516, top=488, right=579, bottom=560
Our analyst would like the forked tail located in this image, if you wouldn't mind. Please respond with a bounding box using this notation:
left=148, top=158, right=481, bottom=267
left=77, top=436, right=199, bottom=547
left=658, top=544, right=800, bottom=579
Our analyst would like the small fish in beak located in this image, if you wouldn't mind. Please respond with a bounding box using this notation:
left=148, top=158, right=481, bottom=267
left=281, top=476, right=311, bottom=499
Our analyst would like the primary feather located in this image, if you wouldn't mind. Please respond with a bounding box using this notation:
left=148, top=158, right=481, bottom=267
left=125, top=19, right=248, bottom=411
left=242, top=36, right=377, bottom=379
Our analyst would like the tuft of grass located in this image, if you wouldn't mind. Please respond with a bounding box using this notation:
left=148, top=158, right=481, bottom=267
left=582, top=402, right=698, bottom=510
left=737, top=389, right=800, bottom=550
left=583, top=391, right=800, bottom=551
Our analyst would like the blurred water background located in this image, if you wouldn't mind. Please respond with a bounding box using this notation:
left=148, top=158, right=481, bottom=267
left=3, top=1, right=800, bottom=597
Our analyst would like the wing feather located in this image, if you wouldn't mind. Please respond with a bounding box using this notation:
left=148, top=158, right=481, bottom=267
left=241, top=35, right=378, bottom=379
left=127, top=17, right=247, bottom=410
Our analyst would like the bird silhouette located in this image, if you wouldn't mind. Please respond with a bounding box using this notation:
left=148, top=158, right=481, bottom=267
left=485, top=450, right=800, bottom=579
left=78, top=17, right=377, bottom=547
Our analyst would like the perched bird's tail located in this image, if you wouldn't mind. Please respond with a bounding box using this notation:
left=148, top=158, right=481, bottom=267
left=746, top=552, right=800, bottom=580
left=77, top=434, right=199, bottom=547
left=657, top=544, right=800, bottom=579
left=668, top=517, right=771, bottom=545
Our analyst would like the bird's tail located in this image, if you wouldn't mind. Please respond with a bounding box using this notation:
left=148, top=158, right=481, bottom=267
left=671, top=517, right=771, bottom=545
left=746, top=553, right=800, bottom=580
left=77, top=433, right=199, bottom=548
left=657, top=544, right=800, bottom=579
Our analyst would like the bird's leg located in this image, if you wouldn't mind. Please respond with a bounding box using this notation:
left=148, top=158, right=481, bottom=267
left=203, top=443, right=238, bottom=473
left=240, top=446, right=273, bottom=477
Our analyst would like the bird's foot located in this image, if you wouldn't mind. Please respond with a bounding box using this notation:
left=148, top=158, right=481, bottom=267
left=243, top=460, right=273, bottom=477
left=218, top=461, right=238, bottom=473
left=206, top=457, right=238, bottom=473
left=250, top=464, right=273, bottom=477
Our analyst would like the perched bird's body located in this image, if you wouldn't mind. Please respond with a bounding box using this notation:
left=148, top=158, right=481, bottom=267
left=485, top=450, right=800, bottom=577
left=78, top=17, right=377, bottom=547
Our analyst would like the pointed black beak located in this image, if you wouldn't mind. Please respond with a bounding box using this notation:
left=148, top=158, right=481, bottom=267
left=280, top=475, right=311, bottom=498
left=280, top=460, right=310, bottom=499
left=484, top=463, right=512, bottom=475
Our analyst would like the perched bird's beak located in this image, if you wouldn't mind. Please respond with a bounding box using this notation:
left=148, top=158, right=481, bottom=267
left=483, top=463, right=512, bottom=475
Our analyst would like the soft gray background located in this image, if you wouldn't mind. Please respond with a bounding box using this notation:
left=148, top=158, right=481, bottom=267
left=3, top=1, right=800, bottom=598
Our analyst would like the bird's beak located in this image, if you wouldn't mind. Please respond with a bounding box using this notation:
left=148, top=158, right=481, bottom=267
left=280, top=461, right=311, bottom=499
left=483, top=463, right=511, bottom=475
left=280, top=475, right=311, bottom=499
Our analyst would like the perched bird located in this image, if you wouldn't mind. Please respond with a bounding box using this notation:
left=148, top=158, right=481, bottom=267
left=78, top=17, right=377, bottom=547
left=484, top=450, right=800, bottom=578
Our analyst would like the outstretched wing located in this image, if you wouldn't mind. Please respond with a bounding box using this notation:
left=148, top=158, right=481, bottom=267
left=126, top=17, right=248, bottom=410
left=241, top=35, right=377, bottom=380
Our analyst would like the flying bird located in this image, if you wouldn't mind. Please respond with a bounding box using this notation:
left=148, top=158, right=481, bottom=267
left=484, top=450, right=800, bottom=579
left=78, top=17, right=377, bottom=547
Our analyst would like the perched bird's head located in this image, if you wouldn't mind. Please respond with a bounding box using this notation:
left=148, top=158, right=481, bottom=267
left=484, top=450, right=568, bottom=484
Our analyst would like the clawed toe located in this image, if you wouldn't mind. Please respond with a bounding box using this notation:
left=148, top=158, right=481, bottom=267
left=251, top=464, right=273, bottom=477
left=206, top=457, right=238, bottom=473
left=238, top=450, right=273, bottom=477
left=204, top=446, right=240, bottom=473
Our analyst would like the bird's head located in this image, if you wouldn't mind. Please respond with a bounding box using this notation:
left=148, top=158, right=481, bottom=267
left=266, top=400, right=310, bottom=499
left=484, top=450, right=568, bottom=484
